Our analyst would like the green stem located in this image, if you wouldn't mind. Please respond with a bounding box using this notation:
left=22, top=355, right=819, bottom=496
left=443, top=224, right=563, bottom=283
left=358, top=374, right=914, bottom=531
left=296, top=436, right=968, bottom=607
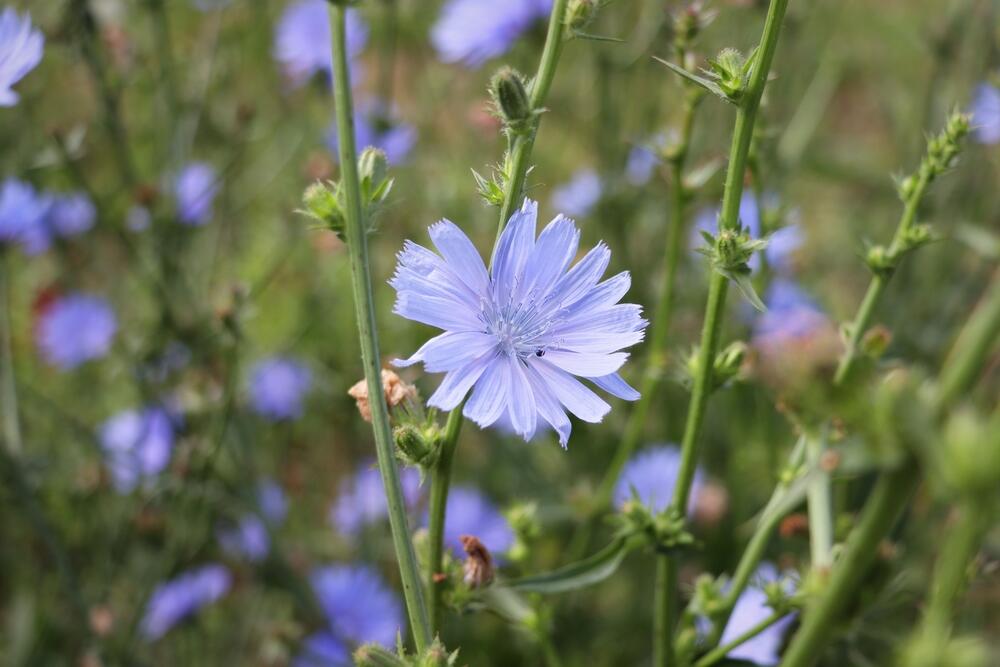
left=919, top=506, right=987, bottom=636
left=495, top=0, right=570, bottom=241
left=654, top=1, right=791, bottom=663
left=0, top=252, right=22, bottom=456
left=427, top=402, right=466, bottom=633
left=804, top=429, right=833, bottom=570
left=328, top=4, right=431, bottom=652
left=695, top=611, right=788, bottom=667
left=936, top=268, right=1000, bottom=408
left=779, top=461, right=920, bottom=667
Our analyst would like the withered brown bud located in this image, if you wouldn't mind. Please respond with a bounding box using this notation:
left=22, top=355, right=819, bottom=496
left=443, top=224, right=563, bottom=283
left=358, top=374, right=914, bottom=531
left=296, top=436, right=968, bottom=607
left=460, top=534, right=495, bottom=588
left=348, top=369, right=418, bottom=422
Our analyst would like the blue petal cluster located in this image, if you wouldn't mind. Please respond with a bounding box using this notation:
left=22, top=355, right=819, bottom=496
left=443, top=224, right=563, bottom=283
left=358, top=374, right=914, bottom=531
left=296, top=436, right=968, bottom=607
left=274, top=1, right=367, bottom=87
left=36, top=293, right=117, bottom=370
left=392, top=199, right=646, bottom=447
left=330, top=462, right=422, bottom=535
left=174, top=162, right=218, bottom=226
left=140, top=564, right=232, bottom=640
left=551, top=169, right=602, bottom=218
left=248, top=356, right=312, bottom=421
left=432, top=0, right=551, bottom=68
left=0, top=178, right=48, bottom=247
left=718, top=564, right=796, bottom=665
left=22, top=192, right=96, bottom=255
left=614, top=444, right=705, bottom=514
left=99, top=405, right=177, bottom=493
left=969, top=83, right=1000, bottom=145
left=295, top=564, right=403, bottom=664
left=0, top=7, right=43, bottom=107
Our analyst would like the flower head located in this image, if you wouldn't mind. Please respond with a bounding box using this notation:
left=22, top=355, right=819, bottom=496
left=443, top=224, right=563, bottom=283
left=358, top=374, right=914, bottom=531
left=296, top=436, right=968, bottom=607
left=0, top=8, right=43, bottom=107
left=328, top=102, right=416, bottom=165
left=439, top=486, right=514, bottom=556
left=21, top=191, right=96, bottom=255
left=432, top=0, right=551, bottom=68
left=692, top=192, right=801, bottom=273
left=217, top=516, right=269, bottom=562
left=174, top=162, right=218, bottom=226
left=310, top=564, right=403, bottom=647
left=752, top=279, right=830, bottom=348
left=0, top=178, right=49, bottom=247
left=36, top=293, right=117, bottom=370
left=140, top=564, right=231, bottom=640
left=274, top=1, right=367, bottom=87
left=330, top=462, right=422, bottom=535
left=98, top=405, right=177, bottom=493
left=718, top=564, right=796, bottom=665
left=248, top=356, right=312, bottom=421
left=294, top=633, right=349, bottom=667
left=552, top=169, right=602, bottom=218
left=258, top=479, right=289, bottom=523
left=392, top=199, right=646, bottom=447
left=614, top=444, right=705, bottom=515
left=969, top=83, right=1000, bottom=145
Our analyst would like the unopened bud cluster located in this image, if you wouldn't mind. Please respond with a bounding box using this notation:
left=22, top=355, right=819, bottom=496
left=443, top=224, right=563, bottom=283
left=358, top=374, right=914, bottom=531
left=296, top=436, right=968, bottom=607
left=681, top=340, right=747, bottom=392
left=698, top=225, right=769, bottom=309
left=672, top=1, right=716, bottom=51
left=615, top=500, right=694, bottom=553
left=565, top=0, right=598, bottom=31
left=353, top=638, right=458, bottom=667
left=707, top=47, right=755, bottom=103
left=900, top=111, right=971, bottom=200
left=301, top=148, right=393, bottom=239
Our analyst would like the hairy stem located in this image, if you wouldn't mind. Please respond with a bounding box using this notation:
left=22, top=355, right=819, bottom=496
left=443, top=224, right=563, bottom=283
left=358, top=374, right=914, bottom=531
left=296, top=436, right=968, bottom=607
left=427, top=402, right=466, bottom=633
left=654, top=1, right=791, bottom=663
left=328, top=4, right=430, bottom=651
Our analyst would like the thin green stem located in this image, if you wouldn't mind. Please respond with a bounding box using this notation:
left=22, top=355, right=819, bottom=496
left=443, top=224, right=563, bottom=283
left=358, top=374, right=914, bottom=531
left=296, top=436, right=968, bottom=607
left=495, top=0, right=570, bottom=241
left=427, top=402, right=466, bottom=633
left=696, top=611, right=788, bottom=667
left=919, top=506, right=987, bottom=636
left=0, top=252, right=22, bottom=455
left=804, top=429, right=833, bottom=570
left=328, top=4, right=430, bottom=651
left=653, top=556, right=679, bottom=666
left=654, top=1, right=791, bottom=663
left=779, top=461, right=919, bottom=667
left=936, top=268, right=1000, bottom=408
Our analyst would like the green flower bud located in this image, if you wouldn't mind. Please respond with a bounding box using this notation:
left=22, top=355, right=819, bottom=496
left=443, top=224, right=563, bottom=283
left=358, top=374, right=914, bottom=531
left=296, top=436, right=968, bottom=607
left=940, top=408, right=1000, bottom=499
left=707, top=48, right=749, bottom=102
left=301, top=181, right=345, bottom=236
left=565, top=0, right=597, bottom=31
left=865, top=244, right=895, bottom=276
left=489, top=67, right=533, bottom=133
left=415, top=638, right=459, bottom=667
left=354, top=643, right=408, bottom=667
left=358, top=147, right=394, bottom=218
left=393, top=423, right=437, bottom=468
left=713, top=341, right=747, bottom=388
left=860, top=324, right=892, bottom=359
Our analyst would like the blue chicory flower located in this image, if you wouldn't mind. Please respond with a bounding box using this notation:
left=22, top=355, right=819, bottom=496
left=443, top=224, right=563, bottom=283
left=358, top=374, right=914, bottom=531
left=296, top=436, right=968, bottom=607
left=258, top=479, right=289, bottom=524
left=0, top=7, right=44, bottom=107
left=551, top=169, right=602, bottom=218
left=218, top=479, right=289, bottom=561
left=248, top=356, right=312, bottom=421
left=717, top=564, right=796, bottom=665
left=36, top=293, right=117, bottom=370
left=294, top=632, right=349, bottom=667
left=327, top=102, right=417, bottom=165
left=431, top=0, right=551, bottom=68
left=330, top=462, right=422, bottom=535
left=98, top=405, right=177, bottom=493
left=614, top=444, right=705, bottom=515
left=752, top=279, right=830, bottom=348
left=439, top=486, right=514, bottom=556
left=692, top=192, right=802, bottom=273
left=274, top=0, right=367, bottom=87
left=174, top=162, right=218, bottom=226
left=310, top=564, right=404, bottom=647
left=140, top=564, right=232, bottom=641
left=625, top=133, right=671, bottom=186
left=392, top=199, right=647, bottom=447
left=21, top=191, right=96, bottom=255
left=969, top=82, right=1000, bottom=145
left=0, top=177, right=49, bottom=247
left=126, top=204, right=152, bottom=232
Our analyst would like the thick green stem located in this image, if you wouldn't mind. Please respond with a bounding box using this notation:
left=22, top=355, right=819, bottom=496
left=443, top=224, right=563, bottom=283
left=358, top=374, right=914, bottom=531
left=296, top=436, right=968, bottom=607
left=495, top=0, right=570, bottom=241
left=427, top=403, right=466, bottom=633
left=654, top=1, right=791, bottom=663
left=328, top=4, right=430, bottom=651
left=936, top=268, right=1000, bottom=408
left=696, top=611, right=788, bottom=667
left=804, top=429, right=833, bottom=570
left=0, top=253, right=22, bottom=456
left=780, top=461, right=920, bottom=667
left=919, top=506, right=987, bottom=636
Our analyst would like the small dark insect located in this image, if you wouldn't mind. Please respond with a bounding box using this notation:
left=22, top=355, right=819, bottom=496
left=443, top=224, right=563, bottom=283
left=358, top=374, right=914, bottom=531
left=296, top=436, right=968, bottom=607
left=535, top=349, right=545, bottom=357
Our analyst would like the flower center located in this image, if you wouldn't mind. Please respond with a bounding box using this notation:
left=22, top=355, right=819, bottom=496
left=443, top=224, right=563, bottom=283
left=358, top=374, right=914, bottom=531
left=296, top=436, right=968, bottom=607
left=479, top=289, right=559, bottom=359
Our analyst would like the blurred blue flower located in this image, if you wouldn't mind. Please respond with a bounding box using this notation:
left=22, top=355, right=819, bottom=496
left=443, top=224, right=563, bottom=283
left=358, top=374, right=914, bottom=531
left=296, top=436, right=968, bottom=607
left=258, top=479, right=289, bottom=523
left=432, top=0, right=551, bottom=68
left=248, top=356, right=312, bottom=421
left=310, top=564, right=403, bottom=647
left=0, top=7, right=44, bottom=107
left=174, top=162, right=218, bottom=226
left=551, top=169, right=602, bottom=218
left=752, top=279, right=829, bottom=347
left=330, top=462, right=422, bottom=535
left=36, top=293, right=117, bottom=370
left=625, top=134, right=670, bottom=186
left=718, top=564, right=796, bottom=665
left=21, top=191, right=96, bottom=255
left=274, top=1, right=367, bottom=87
left=126, top=204, right=152, bottom=232
left=294, top=632, right=349, bottom=667
left=0, top=178, right=49, bottom=247
left=328, top=102, right=417, bottom=165
left=140, top=564, right=232, bottom=641
left=192, top=0, right=232, bottom=10
left=614, top=444, right=705, bottom=514
left=217, top=479, right=288, bottom=561
left=692, top=192, right=801, bottom=273
left=392, top=199, right=646, bottom=447
left=440, top=486, right=514, bottom=556
left=969, top=83, right=1000, bottom=145
left=99, top=405, right=177, bottom=493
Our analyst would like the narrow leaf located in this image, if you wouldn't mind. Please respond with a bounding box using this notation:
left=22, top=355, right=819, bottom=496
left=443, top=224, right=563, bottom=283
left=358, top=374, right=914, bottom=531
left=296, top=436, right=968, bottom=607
left=726, top=270, right=767, bottom=312
left=652, top=57, right=735, bottom=105
left=506, top=536, right=632, bottom=594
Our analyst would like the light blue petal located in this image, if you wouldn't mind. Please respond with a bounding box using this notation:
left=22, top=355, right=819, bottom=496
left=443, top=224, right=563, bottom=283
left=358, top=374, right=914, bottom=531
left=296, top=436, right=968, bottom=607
left=491, top=199, right=537, bottom=297
left=590, top=373, right=640, bottom=401
left=517, top=214, right=579, bottom=301
left=558, top=329, right=647, bottom=354
left=428, top=353, right=492, bottom=410
left=528, top=359, right=610, bottom=423
left=525, top=365, right=572, bottom=447
left=548, top=242, right=610, bottom=309
left=393, top=331, right=496, bottom=372
left=507, top=357, right=537, bottom=438
left=463, top=354, right=510, bottom=427
left=429, top=219, right=490, bottom=294
left=393, top=292, right=482, bottom=332
left=561, top=271, right=631, bottom=315
left=542, top=350, right=628, bottom=377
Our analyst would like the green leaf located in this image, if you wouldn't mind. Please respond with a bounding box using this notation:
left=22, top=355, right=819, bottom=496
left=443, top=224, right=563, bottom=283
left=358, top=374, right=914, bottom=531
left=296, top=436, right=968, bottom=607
left=572, top=31, right=625, bottom=43
left=506, top=536, right=633, bottom=594
left=653, top=57, right=735, bottom=105
left=724, top=270, right=766, bottom=312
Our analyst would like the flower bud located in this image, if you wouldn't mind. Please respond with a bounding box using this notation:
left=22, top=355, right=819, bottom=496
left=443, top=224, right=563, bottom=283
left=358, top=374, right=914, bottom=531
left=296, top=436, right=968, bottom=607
left=940, top=408, right=1000, bottom=498
left=358, top=147, right=389, bottom=191
left=565, top=0, right=597, bottom=31
left=860, top=324, right=892, bottom=359
left=707, top=48, right=749, bottom=102
left=301, top=181, right=345, bottom=236
left=489, top=67, right=533, bottom=133
left=713, top=340, right=747, bottom=388
left=353, top=643, right=407, bottom=667
left=393, top=423, right=437, bottom=468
